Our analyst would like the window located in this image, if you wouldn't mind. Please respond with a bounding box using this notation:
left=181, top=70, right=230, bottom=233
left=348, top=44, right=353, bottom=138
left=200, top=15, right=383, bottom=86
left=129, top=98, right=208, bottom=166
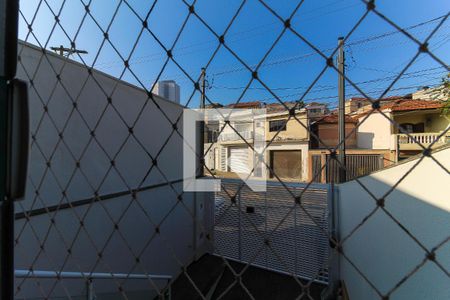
left=399, top=123, right=414, bottom=133
left=400, top=123, right=425, bottom=134
left=234, top=122, right=252, bottom=133
left=269, top=119, right=287, bottom=132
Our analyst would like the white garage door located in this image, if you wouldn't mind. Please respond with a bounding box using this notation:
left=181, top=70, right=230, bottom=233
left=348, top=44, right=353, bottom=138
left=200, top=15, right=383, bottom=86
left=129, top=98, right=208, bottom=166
left=229, top=147, right=250, bottom=174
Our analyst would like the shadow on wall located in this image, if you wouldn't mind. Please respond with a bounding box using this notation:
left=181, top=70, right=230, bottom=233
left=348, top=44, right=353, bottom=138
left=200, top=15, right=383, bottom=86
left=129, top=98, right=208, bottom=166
left=337, top=147, right=450, bottom=300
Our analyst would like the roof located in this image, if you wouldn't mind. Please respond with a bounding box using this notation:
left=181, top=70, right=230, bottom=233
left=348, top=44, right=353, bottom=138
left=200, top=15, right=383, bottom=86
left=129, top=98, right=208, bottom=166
left=382, top=99, right=443, bottom=112
left=347, top=96, right=408, bottom=103
left=265, top=101, right=299, bottom=113
left=352, top=98, right=444, bottom=119
left=225, top=101, right=262, bottom=109
left=316, top=114, right=358, bottom=124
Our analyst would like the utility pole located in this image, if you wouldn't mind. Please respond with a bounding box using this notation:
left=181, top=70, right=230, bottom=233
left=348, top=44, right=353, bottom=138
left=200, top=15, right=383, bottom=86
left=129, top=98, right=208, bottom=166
left=200, top=68, right=206, bottom=109
left=50, top=45, right=88, bottom=57
left=198, top=68, right=206, bottom=177
left=337, top=37, right=346, bottom=183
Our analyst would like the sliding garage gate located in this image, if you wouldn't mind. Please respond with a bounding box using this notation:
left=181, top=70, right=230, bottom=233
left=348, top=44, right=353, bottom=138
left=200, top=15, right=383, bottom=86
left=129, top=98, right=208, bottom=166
left=214, top=179, right=329, bottom=284
left=229, top=147, right=250, bottom=174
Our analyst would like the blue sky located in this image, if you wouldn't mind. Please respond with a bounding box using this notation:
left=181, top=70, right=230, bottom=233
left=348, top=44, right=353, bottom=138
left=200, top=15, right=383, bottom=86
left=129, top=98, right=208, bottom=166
left=19, top=0, right=450, bottom=109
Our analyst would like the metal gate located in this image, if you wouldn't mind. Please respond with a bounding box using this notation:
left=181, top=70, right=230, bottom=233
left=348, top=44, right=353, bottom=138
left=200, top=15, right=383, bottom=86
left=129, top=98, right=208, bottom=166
left=214, top=179, right=329, bottom=284
left=326, top=154, right=384, bottom=183
left=229, top=147, right=250, bottom=174
left=311, top=154, right=384, bottom=183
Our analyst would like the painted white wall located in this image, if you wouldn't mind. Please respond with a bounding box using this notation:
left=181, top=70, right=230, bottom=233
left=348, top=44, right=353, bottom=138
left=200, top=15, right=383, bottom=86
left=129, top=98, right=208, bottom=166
left=338, top=147, right=450, bottom=299
left=266, top=143, right=309, bottom=181
left=357, top=112, right=393, bottom=150
left=15, top=41, right=213, bottom=298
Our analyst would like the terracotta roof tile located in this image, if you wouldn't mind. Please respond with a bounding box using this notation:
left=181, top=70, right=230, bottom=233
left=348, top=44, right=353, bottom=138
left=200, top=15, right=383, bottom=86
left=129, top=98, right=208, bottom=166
left=265, top=101, right=298, bottom=113
left=381, top=99, right=443, bottom=112
left=226, top=101, right=262, bottom=108
left=316, top=114, right=358, bottom=124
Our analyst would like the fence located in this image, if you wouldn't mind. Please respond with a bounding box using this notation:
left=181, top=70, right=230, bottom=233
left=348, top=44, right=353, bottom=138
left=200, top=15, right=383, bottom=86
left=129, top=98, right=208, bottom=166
left=214, top=179, right=330, bottom=284
left=0, top=0, right=448, bottom=299
left=14, top=270, right=172, bottom=300
left=310, top=152, right=388, bottom=183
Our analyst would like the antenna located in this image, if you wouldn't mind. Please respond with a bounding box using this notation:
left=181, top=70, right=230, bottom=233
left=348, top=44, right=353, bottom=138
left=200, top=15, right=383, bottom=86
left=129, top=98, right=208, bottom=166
left=50, top=45, right=88, bottom=57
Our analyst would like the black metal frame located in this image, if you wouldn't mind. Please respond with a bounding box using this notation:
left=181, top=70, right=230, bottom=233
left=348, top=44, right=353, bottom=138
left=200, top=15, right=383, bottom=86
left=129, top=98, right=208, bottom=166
left=0, top=1, right=19, bottom=299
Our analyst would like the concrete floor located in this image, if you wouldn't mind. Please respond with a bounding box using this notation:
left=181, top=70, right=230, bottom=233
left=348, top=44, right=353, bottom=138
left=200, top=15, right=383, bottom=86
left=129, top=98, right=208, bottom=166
left=171, top=254, right=327, bottom=300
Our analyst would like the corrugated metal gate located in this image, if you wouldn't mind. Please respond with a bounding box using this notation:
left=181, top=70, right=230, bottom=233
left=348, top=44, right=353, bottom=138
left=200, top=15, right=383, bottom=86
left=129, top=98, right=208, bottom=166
left=214, top=179, right=329, bottom=284
left=311, top=154, right=384, bottom=183
left=229, top=147, right=250, bottom=174
left=326, top=154, right=384, bottom=183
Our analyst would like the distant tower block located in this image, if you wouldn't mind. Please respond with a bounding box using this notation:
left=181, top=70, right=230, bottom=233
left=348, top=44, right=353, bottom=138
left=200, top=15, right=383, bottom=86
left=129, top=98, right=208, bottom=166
left=152, top=80, right=180, bottom=104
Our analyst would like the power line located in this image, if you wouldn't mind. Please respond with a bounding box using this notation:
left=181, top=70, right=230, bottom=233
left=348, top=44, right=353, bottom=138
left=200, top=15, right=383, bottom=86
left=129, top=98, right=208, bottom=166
left=94, top=13, right=448, bottom=72
left=209, top=66, right=447, bottom=92
left=93, top=0, right=355, bottom=68
left=161, top=17, right=449, bottom=83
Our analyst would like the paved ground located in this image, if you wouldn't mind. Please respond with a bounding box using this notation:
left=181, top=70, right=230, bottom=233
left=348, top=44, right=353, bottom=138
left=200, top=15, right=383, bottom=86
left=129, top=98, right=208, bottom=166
left=205, top=170, right=305, bottom=183
left=171, top=254, right=327, bottom=300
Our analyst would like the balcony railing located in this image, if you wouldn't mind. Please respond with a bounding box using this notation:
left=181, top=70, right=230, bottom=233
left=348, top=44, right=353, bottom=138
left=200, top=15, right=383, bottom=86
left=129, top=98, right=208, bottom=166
left=396, top=132, right=449, bottom=150
left=219, top=130, right=253, bottom=142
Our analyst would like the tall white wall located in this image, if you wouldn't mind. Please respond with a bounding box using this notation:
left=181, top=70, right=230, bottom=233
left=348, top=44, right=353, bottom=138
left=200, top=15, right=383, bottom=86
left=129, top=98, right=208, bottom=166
left=338, top=147, right=450, bottom=299
left=357, top=112, right=393, bottom=150
left=14, top=41, right=213, bottom=298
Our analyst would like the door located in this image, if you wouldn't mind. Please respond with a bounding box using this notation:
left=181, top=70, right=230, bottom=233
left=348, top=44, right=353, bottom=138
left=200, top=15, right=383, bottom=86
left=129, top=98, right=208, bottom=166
left=214, top=148, right=220, bottom=170
left=270, top=150, right=302, bottom=180
left=229, top=147, right=250, bottom=174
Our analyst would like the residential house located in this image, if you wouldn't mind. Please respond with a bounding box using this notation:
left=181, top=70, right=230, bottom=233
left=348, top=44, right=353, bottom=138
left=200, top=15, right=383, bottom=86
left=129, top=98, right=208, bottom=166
left=204, top=101, right=262, bottom=175
left=412, top=84, right=448, bottom=101
left=345, top=97, right=372, bottom=114
left=345, top=96, right=407, bottom=115
left=305, top=102, right=329, bottom=119
left=264, top=103, right=309, bottom=181
left=309, top=114, right=358, bottom=149
left=308, top=110, right=394, bottom=183
left=204, top=101, right=310, bottom=181
left=356, top=98, right=449, bottom=160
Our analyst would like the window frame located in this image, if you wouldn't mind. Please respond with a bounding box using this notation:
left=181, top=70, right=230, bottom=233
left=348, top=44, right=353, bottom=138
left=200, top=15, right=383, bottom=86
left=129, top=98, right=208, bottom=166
left=269, top=119, right=287, bottom=132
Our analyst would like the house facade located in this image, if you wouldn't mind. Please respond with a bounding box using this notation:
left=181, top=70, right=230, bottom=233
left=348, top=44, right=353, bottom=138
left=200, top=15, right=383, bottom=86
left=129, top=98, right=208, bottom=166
left=264, top=108, right=309, bottom=181
left=309, top=114, right=358, bottom=149
left=204, top=102, right=310, bottom=182
left=356, top=99, right=450, bottom=160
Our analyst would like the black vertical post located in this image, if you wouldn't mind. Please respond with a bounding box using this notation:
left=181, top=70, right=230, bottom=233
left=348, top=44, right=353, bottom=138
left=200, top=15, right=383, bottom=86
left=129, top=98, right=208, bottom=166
left=0, top=1, right=19, bottom=299
left=337, top=37, right=346, bottom=183
left=198, top=67, right=206, bottom=177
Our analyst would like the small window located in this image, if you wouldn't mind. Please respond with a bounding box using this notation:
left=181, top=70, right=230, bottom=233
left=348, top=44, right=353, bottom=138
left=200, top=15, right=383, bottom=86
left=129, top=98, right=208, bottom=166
left=234, top=122, right=251, bottom=132
left=413, top=123, right=425, bottom=133
left=269, top=120, right=287, bottom=132
left=399, top=123, right=414, bottom=133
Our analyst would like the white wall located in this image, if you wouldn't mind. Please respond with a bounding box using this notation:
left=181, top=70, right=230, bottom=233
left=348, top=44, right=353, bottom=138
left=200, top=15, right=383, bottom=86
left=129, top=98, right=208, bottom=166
left=357, top=112, right=393, bottom=150
left=338, top=147, right=450, bottom=299
left=15, top=41, right=213, bottom=298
